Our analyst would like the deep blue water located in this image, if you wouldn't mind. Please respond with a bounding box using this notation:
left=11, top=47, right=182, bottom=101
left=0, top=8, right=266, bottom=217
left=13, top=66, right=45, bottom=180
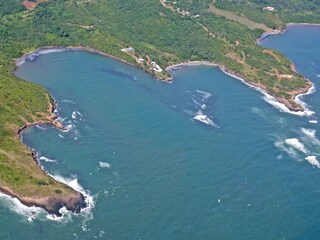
left=2, top=25, right=319, bottom=239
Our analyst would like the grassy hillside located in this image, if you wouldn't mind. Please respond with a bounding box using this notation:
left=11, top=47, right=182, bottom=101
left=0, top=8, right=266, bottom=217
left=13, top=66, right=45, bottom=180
left=215, top=0, right=320, bottom=28
left=0, top=0, right=316, bottom=211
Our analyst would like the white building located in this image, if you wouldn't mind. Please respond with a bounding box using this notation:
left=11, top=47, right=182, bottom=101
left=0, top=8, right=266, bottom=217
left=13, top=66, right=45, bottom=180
left=263, top=6, right=275, bottom=12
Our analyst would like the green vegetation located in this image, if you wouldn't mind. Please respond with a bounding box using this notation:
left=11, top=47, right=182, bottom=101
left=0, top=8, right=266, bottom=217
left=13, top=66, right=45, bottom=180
left=215, top=0, right=320, bottom=28
left=0, top=0, right=316, bottom=207
left=0, top=0, right=24, bottom=16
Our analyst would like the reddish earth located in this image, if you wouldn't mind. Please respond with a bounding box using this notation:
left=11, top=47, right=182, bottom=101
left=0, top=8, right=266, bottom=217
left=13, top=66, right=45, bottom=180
left=22, top=0, right=47, bottom=10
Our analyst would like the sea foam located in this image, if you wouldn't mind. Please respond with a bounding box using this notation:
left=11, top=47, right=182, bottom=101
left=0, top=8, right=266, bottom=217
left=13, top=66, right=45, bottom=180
left=16, top=48, right=67, bottom=66
left=35, top=125, right=47, bottom=131
left=300, top=128, right=320, bottom=146
left=309, top=120, right=318, bottom=124
left=301, top=128, right=317, bottom=138
left=0, top=172, right=96, bottom=223
left=305, top=156, right=320, bottom=168
left=285, top=138, right=308, bottom=153
left=72, top=111, right=77, bottom=119
left=99, top=161, right=111, bottom=169
left=220, top=68, right=315, bottom=116
left=274, top=140, right=298, bottom=157
left=196, top=90, right=212, bottom=100
left=49, top=175, right=95, bottom=220
left=62, top=99, right=75, bottom=104
left=0, top=192, right=47, bottom=222
left=39, top=156, right=57, bottom=163
left=193, top=110, right=217, bottom=127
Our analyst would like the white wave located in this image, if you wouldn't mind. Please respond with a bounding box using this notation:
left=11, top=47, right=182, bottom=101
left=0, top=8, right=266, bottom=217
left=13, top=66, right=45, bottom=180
left=61, top=99, right=75, bottom=104
left=294, top=84, right=316, bottom=116
left=17, top=48, right=67, bottom=66
left=50, top=175, right=95, bottom=218
left=0, top=174, right=94, bottom=223
left=263, top=94, right=314, bottom=116
left=285, top=138, right=308, bottom=153
left=36, top=48, right=66, bottom=55
left=58, top=134, right=65, bottom=139
left=196, top=90, right=212, bottom=100
left=62, top=124, right=74, bottom=132
left=192, top=98, right=201, bottom=106
left=45, top=207, right=73, bottom=223
left=220, top=68, right=315, bottom=116
left=0, top=192, right=47, bottom=222
left=72, top=111, right=77, bottom=119
left=309, top=120, right=318, bottom=124
left=201, top=104, right=206, bottom=110
left=76, top=111, right=83, bottom=117
left=99, top=231, right=106, bottom=238
left=39, top=156, right=57, bottom=163
left=35, top=125, right=47, bottom=131
left=316, top=74, right=320, bottom=78
left=274, top=140, right=298, bottom=157
left=300, top=128, right=320, bottom=146
left=56, top=116, right=66, bottom=123
left=99, top=161, right=111, bottom=169
left=193, top=110, right=217, bottom=127
left=301, top=128, right=317, bottom=138
left=305, top=156, right=320, bottom=168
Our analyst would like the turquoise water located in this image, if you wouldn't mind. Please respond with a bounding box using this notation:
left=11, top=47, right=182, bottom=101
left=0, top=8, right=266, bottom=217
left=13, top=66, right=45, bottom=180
left=5, top=25, right=320, bottom=239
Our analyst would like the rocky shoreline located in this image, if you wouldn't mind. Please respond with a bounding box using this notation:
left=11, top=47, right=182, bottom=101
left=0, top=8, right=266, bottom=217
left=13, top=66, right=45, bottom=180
left=0, top=185, right=86, bottom=217
left=4, top=24, right=315, bottom=215
left=166, top=23, right=318, bottom=114
left=166, top=60, right=313, bottom=114
left=8, top=25, right=316, bottom=213
left=12, top=95, right=87, bottom=216
left=15, top=40, right=314, bottom=115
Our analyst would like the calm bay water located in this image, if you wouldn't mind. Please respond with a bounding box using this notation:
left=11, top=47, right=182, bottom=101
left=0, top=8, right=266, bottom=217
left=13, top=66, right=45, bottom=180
left=3, top=25, right=320, bottom=239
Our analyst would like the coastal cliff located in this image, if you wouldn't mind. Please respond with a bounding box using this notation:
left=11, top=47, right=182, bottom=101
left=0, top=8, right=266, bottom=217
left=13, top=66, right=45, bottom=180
left=0, top=84, right=87, bottom=216
left=0, top=185, right=86, bottom=216
left=0, top=0, right=318, bottom=216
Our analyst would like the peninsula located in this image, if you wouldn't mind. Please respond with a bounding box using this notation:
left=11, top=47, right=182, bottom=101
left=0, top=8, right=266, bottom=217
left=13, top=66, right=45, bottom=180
left=0, top=0, right=319, bottom=214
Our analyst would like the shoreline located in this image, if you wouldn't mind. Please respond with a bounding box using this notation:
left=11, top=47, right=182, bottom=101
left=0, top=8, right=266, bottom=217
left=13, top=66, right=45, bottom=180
left=166, top=60, right=313, bottom=115
left=166, top=23, right=318, bottom=115
left=16, top=33, right=315, bottom=117
left=12, top=93, right=87, bottom=217
left=17, top=95, right=65, bottom=136
left=167, top=23, right=318, bottom=114
left=15, top=46, right=136, bottom=68
left=256, top=29, right=284, bottom=44
left=0, top=184, right=85, bottom=217
left=257, top=22, right=320, bottom=43
left=7, top=22, right=317, bottom=215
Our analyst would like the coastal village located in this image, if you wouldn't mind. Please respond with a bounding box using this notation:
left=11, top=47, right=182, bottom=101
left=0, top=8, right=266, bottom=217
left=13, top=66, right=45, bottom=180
left=121, top=47, right=163, bottom=73
left=120, top=0, right=279, bottom=82
left=160, top=0, right=200, bottom=18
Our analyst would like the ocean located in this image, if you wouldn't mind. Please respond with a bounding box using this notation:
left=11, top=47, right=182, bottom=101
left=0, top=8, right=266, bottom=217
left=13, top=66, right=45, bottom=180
left=5, top=25, right=320, bottom=239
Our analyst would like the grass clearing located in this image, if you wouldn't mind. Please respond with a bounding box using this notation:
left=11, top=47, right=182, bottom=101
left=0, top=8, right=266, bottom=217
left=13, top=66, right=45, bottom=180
left=209, top=0, right=271, bottom=31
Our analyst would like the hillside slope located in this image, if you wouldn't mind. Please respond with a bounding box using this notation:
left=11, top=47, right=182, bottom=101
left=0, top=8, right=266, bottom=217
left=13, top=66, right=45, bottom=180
left=0, top=0, right=317, bottom=214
